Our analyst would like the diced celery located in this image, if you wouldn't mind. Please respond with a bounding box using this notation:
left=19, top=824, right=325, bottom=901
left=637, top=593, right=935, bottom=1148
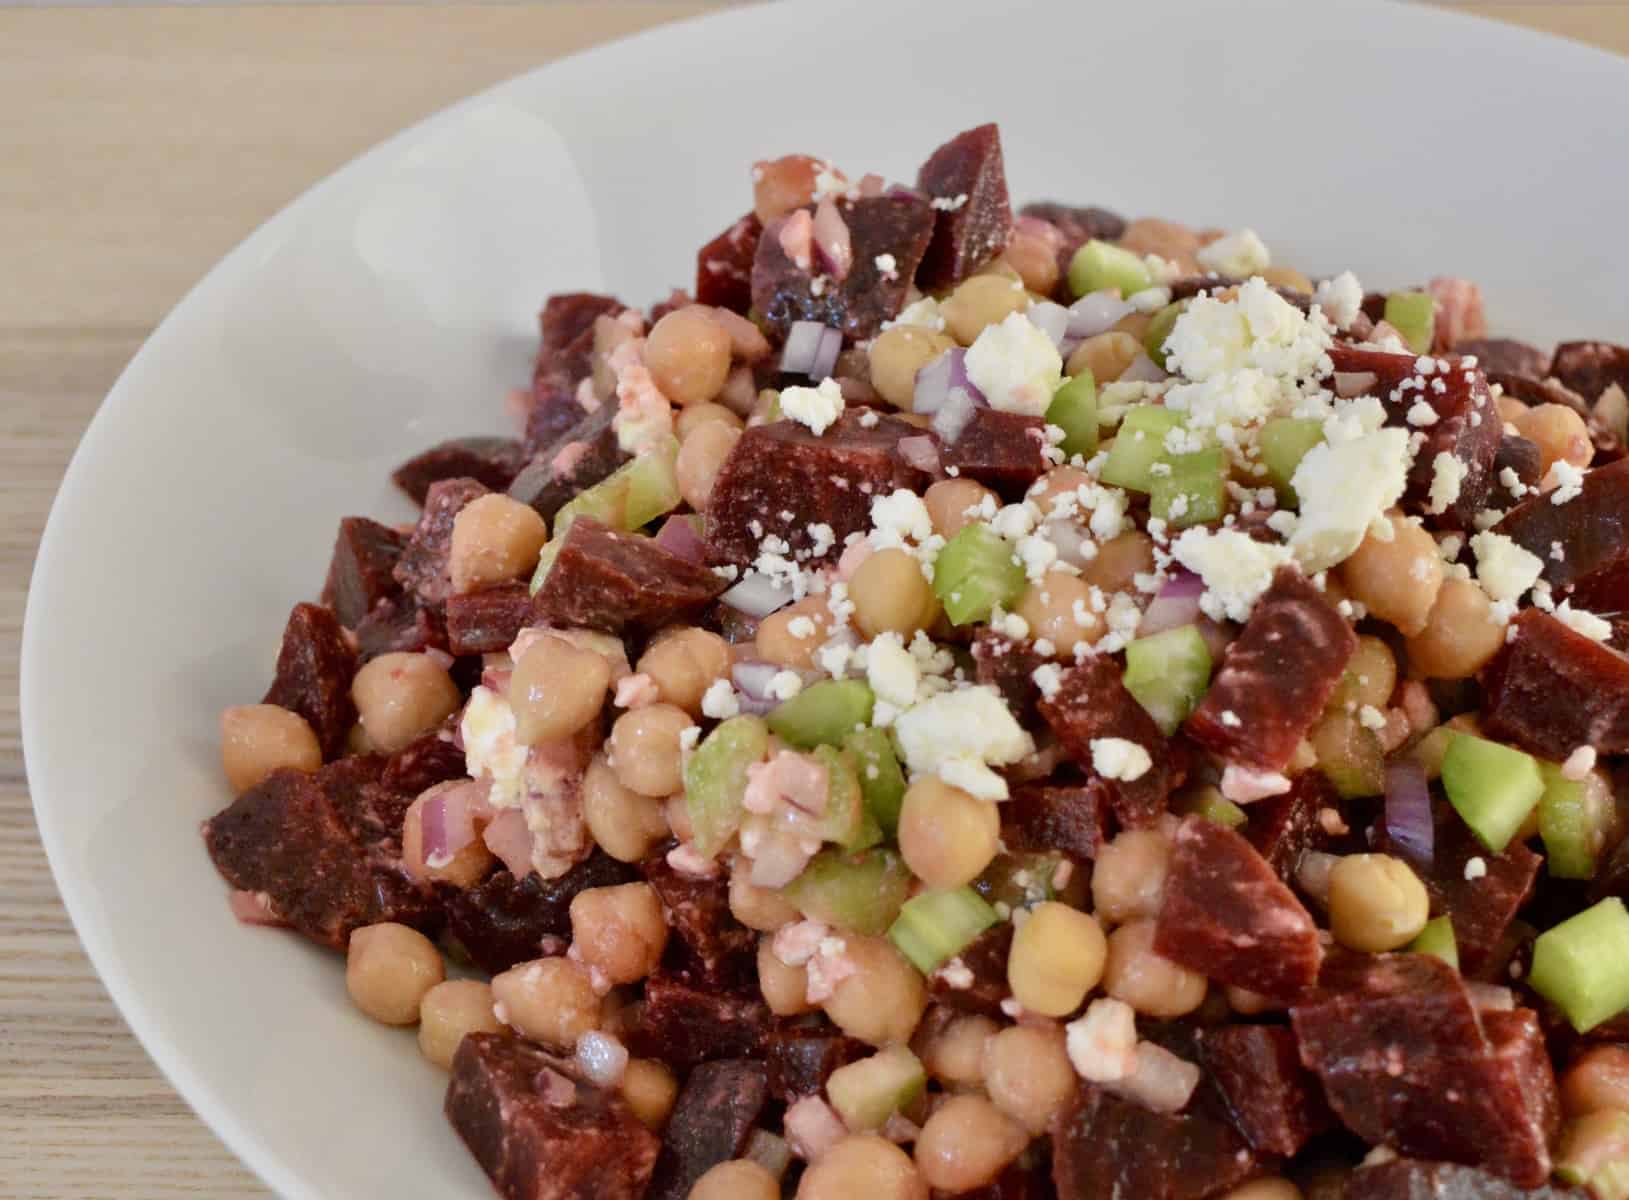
left=1173, top=785, right=1247, bottom=830
left=975, top=851, right=1071, bottom=911
left=843, top=727, right=907, bottom=837
left=552, top=436, right=680, bottom=540
left=1407, top=915, right=1459, bottom=969
left=1557, top=1110, right=1629, bottom=1199
left=1067, top=240, right=1154, bottom=300
left=1046, top=372, right=1099, bottom=459
left=1150, top=447, right=1227, bottom=528
left=1442, top=734, right=1544, bottom=854
left=807, top=744, right=869, bottom=850
left=1310, top=711, right=1385, bottom=799
left=888, top=887, right=1000, bottom=975
left=1144, top=301, right=1188, bottom=370
left=825, top=1046, right=926, bottom=1133
left=768, top=680, right=876, bottom=750
left=1100, top=405, right=1185, bottom=493
left=1258, top=417, right=1324, bottom=508
left=529, top=539, right=563, bottom=596
left=782, top=847, right=912, bottom=936
left=1531, top=898, right=1629, bottom=1033
left=932, top=524, right=1027, bottom=626
left=1540, top=763, right=1611, bottom=880
left=1123, top=626, right=1212, bottom=735
left=682, top=716, right=769, bottom=860
left=1384, top=291, right=1436, bottom=356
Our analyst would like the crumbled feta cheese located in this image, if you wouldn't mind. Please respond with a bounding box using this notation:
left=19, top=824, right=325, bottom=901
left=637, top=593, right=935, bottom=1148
left=1091, top=737, right=1152, bottom=782
left=1220, top=765, right=1292, bottom=804
left=1312, top=271, right=1364, bottom=331
left=1563, top=745, right=1598, bottom=781
left=873, top=252, right=898, bottom=279
left=1555, top=601, right=1613, bottom=643
left=866, top=633, right=920, bottom=710
left=1066, top=998, right=1138, bottom=1083
left=964, top=311, right=1064, bottom=417
left=869, top=488, right=934, bottom=549
left=1469, top=530, right=1544, bottom=604
left=787, top=615, right=818, bottom=640
left=678, top=725, right=701, bottom=754
left=1017, top=532, right=1060, bottom=581
left=1425, top=451, right=1468, bottom=516
left=1195, top=229, right=1270, bottom=279
left=1130, top=285, right=1173, bottom=314
left=1172, top=526, right=1297, bottom=623
left=1358, top=704, right=1387, bottom=731
left=989, top=606, right=1030, bottom=641
left=768, top=670, right=804, bottom=701
left=1547, top=460, right=1585, bottom=505
left=892, top=685, right=1034, bottom=801
left=1289, top=429, right=1412, bottom=572
left=1406, top=399, right=1440, bottom=427
left=1464, top=857, right=1488, bottom=882
left=460, top=686, right=528, bottom=809
left=1165, top=277, right=1332, bottom=384
left=890, top=296, right=945, bottom=332
left=1032, top=663, right=1064, bottom=699
left=700, top=678, right=741, bottom=720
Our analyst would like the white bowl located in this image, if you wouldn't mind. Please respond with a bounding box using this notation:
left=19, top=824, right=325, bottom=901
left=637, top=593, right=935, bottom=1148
left=23, top=0, right=1629, bottom=1194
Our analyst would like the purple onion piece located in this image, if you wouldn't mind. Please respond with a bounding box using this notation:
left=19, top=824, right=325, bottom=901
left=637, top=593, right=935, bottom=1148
left=781, top=321, right=826, bottom=375
left=897, top=435, right=942, bottom=475
left=809, top=326, right=843, bottom=381
left=913, top=348, right=961, bottom=415
left=1384, top=759, right=1434, bottom=867
left=1068, top=289, right=1135, bottom=338
left=1119, top=352, right=1169, bottom=384
left=1026, top=300, right=1071, bottom=349
left=653, top=515, right=707, bottom=564
left=721, top=572, right=793, bottom=618
left=1139, top=569, right=1204, bottom=635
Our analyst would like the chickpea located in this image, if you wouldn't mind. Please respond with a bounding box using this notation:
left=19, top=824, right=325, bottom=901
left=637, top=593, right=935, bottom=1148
left=219, top=704, right=322, bottom=792
left=1497, top=393, right=1529, bottom=424
left=1008, top=901, right=1107, bottom=1017
left=351, top=652, right=460, bottom=754
left=753, top=154, right=821, bottom=224
left=758, top=937, right=814, bottom=1016
left=1004, top=229, right=1061, bottom=296
left=490, top=957, right=599, bottom=1050
left=983, top=1025, right=1076, bottom=1133
left=691, top=1160, right=780, bottom=1200
left=822, top=936, right=927, bottom=1046
left=1028, top=466, right=1093, bottom=518
left=581, top=754, right=669, bottom=862
left=1016, top=571, right=1102, bottom=658
left=569, top=883, right=668, bottom=985
left=755, top=596, right=836, bottom=670
left=924, top=478, right=996, bottom=538
left=676, top=421, right=742, bottom=511
left=943, top=275, right=1029, bottom=346
left=345, top=922, right=444, bottom=1026
left=1102, top=919, right=1207, bottom=1018
left=1079, top=531, right=1155, bottom=595
left=402, top=784, right=497, bottom=887
left=974, top=257, right=1025, bottom=286
left=1403, top=577, right=1506, bottom=680
left=621, top=1057, right=679, bottom=1129
left=1118, top=218, right=1200, bottom=271
left=849, top=548, right=937, bottom=640
left=914, top=1095, right=1028, bottom=1192
left=1564, top=1047, right=1629, bottom=1117
left=718, top=365, right=759, bottom=416
left=447, top=494, right=549, bottom=595
left=608, top=702, right=693, bottom=797
left=799, top=1135, right=926, bottom=1200
left=1328, top=853, right=1429, bottom=952
left=1227, top=985, right=1279, bottom=1016
left=1338, top=517, right=1443, bottom=637
left=1222, top=1182, right=1304, bottom=1200
left=1092, top=829, right=1172, bottom=924
left=636, top=627, right=730, bottom=716
left=1066, top=331, right=1142, bottom=384
left=646, top=305, right=732, bottom=407
left=665, top=791, right=695, bottom=843
left=1334, top=636, right=1399, bottom=711
left=730, top=868, right=801, bottom=932
left=509, top=634, right=611, bottom=746
left=915, top=1012, right=998, bottom=1088
left=675, top=402, right=743, bottom=440
left=417, top=980, right=502, bottom=1069
left=897, top=777, right=1001, bottom=888
left=1261, top=266, right=1313, bottom=295
left=868, top=326, right=958, bottom=410
left=1517, top=402, right=1593, bottom=475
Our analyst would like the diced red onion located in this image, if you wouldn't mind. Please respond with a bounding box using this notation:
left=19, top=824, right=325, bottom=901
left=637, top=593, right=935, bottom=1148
left=732, top=660, right=783, bottom=716
left=419, top=780, right=486, bottom=866
left=1106, top=1042, right=1201, bottom=1114
left=1467, top=982, right=1516, bottom=1012
left=1296, top=851, right=1342, bottom=906
left=1120, top=352, right=1168, bottom=384
left=1140, top=569, right=1204, bottom=634
left=1068, top=290, right=1135, bottom=338
left=784, top=1096, right=847, bottom=1161
left=1046, top=519, right=1094, bottom=567
left=745, top=1130, right=794, bottom=1179
left=721, top=572, right=793, bottom=618
left=1384, top=760, right=1434, bottom=867
left=812, top=197, right=854, bottom=281
left=1027, top=300, right=1071, bottom=349
left=781, top=320, right=843, bottom=380
left=227, top=889, right=286, bottom=927
left=913, top=349, right=960, bottom=415
left=537, top=1067, right=577, bottom=1108
left=575, top=1031, right=629, bottom=1088
left=1334, top=370, right=1378, bottom=398
left=897, top=434, right=943, bottom=475
left=810, top=328, right=842, bottom=382
left=932, top=388, right=979, bottom=443
left=482, top=808, right=534, bottom=877
left=654, top=515, right=707, bottom=564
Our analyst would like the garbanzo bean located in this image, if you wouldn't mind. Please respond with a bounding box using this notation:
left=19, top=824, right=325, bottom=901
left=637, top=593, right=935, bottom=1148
left=636, top=627, right=730, bottom=716
left=869, top=326, right=957, bottom=410
left=646, top=305, right=732, bottom=407
left=581, top=754, right=669, bottom=862
left=1336, top=635, right=1398, bottom=711
left=1028, top=466, right=1093, bottom=518
left=798, top=1135, right=926, bottom=1200
left=1261, top=266, right=1313, bottom=294
left=983, top=1024, right=1077, bottom=1133
left=417, top=979, right=502, bottom=1069
left=898, top=777, right=1000, bottom=888
left=1338, top=516, right=1443, bottom=637
left=849, top=548, right=937, bottom=639
left=675, top=401, right=743, bottom=440
left=690, top=1160, right=780, bottom=1200
left=1222, top=1181, right=1304, bottom=1200
left=1004, top=229, right=1061, bottom=296
left=1118, top=217, right=1200, bottom=270
left=491, top=957, right=599, bottom=1049
left=608, top=702, right=693, bottom=797
left=1563, top=1047, right=1629, bottom=1117
left=1066, top=331, right=1141, bottom=383
left=621, top=1057, right=679, bottom=1129
left=1328, top=853, right=1429, bottom=952
left=915, top=1012, right=998, bottom=1088
left=447, top=494, right=548, bottom=594
left=1092, top=829, right=1172, bottom=924
left=1079, top=531, right=1155, bottom=595
left=943, top=274, right=1029, bottom=346
left=913, top=1095, right=1028, bottom=1192
left=755, top=596, right=836, bottom=670
left=1403, top=577, right=1506, bottom=680
left=757, top=937, right=814, bottom=1017
left=1016, top=571, right=1101, bottom=658
left=729, top=868, right=801, bottom=932
left=509, top=633, right=611, bottom=746
left=822, top=936, right=927, bottom=1046
left=569, top=883, right=669, bottom=985
left=351, top=652, right=461, bottom=754
left=1516, top=402, right=1593, bottom=475
left=1102, top=919, right=1207, bottom=1018
left=401, top=784, right=496, bottom=887
left=753, top=154, right=822, bottom=224
left=346, top=922, right=444, bottom=1026
left=923, top=478, right=996, bottom=538
left=1008, top=901, right=1107, bottom=1016
left=676, top=421, right=741, bottom=511
left=219, top=703, right=322, bottom=792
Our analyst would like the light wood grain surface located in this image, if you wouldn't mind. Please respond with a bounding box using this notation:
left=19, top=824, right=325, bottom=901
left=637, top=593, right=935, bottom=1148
left=2, top=3, right=1625, bottom=1197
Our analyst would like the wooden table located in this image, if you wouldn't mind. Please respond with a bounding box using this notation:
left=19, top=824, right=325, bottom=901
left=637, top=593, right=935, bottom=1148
left=1, top=3, right=1624, bottom=1195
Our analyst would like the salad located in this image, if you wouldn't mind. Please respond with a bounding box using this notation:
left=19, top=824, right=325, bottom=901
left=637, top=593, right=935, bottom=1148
left=203, top=122, right=1629, bottom=1200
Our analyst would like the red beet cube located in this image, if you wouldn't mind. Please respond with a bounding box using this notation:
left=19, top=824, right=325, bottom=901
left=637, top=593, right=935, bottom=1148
left=646, top=1059, right=770, bottom=1200
left=509, top=403, right=628, bottom=524
left=394, top=476, right=491, bottom=607
left=1481, top=608, right=1629, bottom=759
left=639, top=852, right=756, bottom=990
left=1039, top=654, right=1174, bottom=829
left=915, top=123, right=1013, bottom=290
left=1003, top=780, right=1112, bottom=866
left=446, top=584, right=533, bottom=656
left=1496, top=457, right=1629, bottom=603
left=262, top=601, right=359, bottom=760
left=1551, top=340, right=1629, bottom=403
left=1198, top=1024, right=1332, bottom=1156
left=972, top=629, right=1052, bottom=726
left=764, top=1027, right=869, bottom=1101
left=392, top=437, right=528, bottom=506
left=530, top=518, right=727, bottom=636
left=940, top=409, right=1049, bottom=491
left=322, top=517, right=405, bottom=628
left=695, top=212, right=761, bottom=313
left=1050, top=1086, right=1260, bottom=1200
left=925, top=922, right=1014, bottom=1019
left=627, top=972, right=771, bottom=1071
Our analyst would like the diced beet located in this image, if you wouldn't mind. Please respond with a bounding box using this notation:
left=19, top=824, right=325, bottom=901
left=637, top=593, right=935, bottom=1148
left=646, top=1059, right=770, bottom=1200
left=1495, top=457, right=1629, bottom=602
left=941, top=409, right=1050, bottom=491
left=539, top=292, right=624, bottom=363
left=1051, top=1085, right=1261, bottom=1200
left=392, top=437, right=529, bottom=506
left=1039, top=654, right=1173, bottom=829
left=704, top=411, right=931, bottom=567
left=354, top=594, right=447, bottom=661
left=915, top=124, right=1013, bottom=290
left=379, top=725, right=466, bottom=800
left=509, top=403, right=628, bottom=524
left=1454, top=337, right=1553, bottom=380
left=1018, top=201, right=1125, bottom=298
left=1551, top=340, right=1629, bottom=403
left=1326, top=345, right=1500, bottom=529
left=1004, top=780, right=1112, bottom=866
left=446, top=584, right=533, bottom=656
left=1186, top=568, right=1356, bottom=772
left=1246, top=771, right=1342, bottom=885
left=262, top=601, right=359, bottom=761
left=1347, top=1160, right=1587, bottom=1200
left=530, top=518, right=727, bottom=636
left=639, top=852, right=756, bottom=989
left=446, top=1033, right=660, bottom=1200
left=750, top=194, right=936, bottom=339
left=525, top=375, right=590, bottom=458
left=1487, top=434, right=1545, bottom=509
left=1486, top=1009, right=1564, bottom=1157
left=958, top=1160, right=1057, bottom=1200
left=311, top=752, right=389, bottom=842
left=321, top=517, right=405, bottom=628
left=764, top=1027, right=869, bottom=1101
left=1480, top=609, right=1629, bottom=759
left=1155, top=816, right=1322, bottom=1002
left=443, top=853, right=639, bottom=975
left=627, top=972, right=772, bottom=1070
left=203, top=765, right=434, bottom=950
left=926, top=922, right=1015, bottom=1019
left=973, top=629, right=1052, bottom=726
left=394, top=477, right=491, bottom=607
left=1198, top=1024, right=1332, bottom=1156
left=695, top=212, right=762, bottom=313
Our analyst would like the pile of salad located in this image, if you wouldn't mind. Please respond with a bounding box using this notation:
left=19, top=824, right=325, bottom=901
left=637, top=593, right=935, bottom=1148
left=204, top=122, right=1629, bottom=1200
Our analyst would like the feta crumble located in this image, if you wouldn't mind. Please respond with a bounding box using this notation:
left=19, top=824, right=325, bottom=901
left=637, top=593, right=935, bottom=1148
left=1195, top=229, right=1271, bottom=279
left=779, top=376, right=845, bottom=436
left=964, top=311, right=1064, bottom=417
left=1171, top=526, right=1296, bottom=623
left=1288, top=428, right=1412, bottom=572
left=1469, top=530, right=1543, bottom=604
left=1090, top=737, right=1152, bottom=782
left=700, top=678, right=741, bottom=720
left=892, top=685, right=1035, bottom=801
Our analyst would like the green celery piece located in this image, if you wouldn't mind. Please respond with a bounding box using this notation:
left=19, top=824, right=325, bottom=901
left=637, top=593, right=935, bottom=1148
left=1123, top=626, right=1212, bottom=735
left=682, top=716, right=769, bottom=860
left=1173, top=786, right=1247, bottom=830
left=1143, top=300, right=1188, bottom=370
left=553, top=436, right=680, bottom=540
left=1045, top=372, right=1099, bottom=459
left=1384, top=291, right=1436, bottom=356
left=1407, top=915, right=1459, bottom=969
left=1310, top=711, right=1385, bottom=799
left=1557, top=1110, right=1629, bottom=1199
left=806, top=744, right=868, bottom=849
left=888, top=888, right=1000, bottom=975
left=974, top=851, right=1071, bottom=911
left=825, top=1046, right=927, bottom=1134
left=529, top=539, right=563, bottom=596
left=1531, top=898, right=1629, bottom=1033
left=1067, top=240, right=1155, bottom=300
left=1442, top=733, right=1544, bottom=854
left=782, top=847, right=912, bottom=936
left=1150, top=447, right=1227, bottom=528
left=843, top=727, right=907, bottom=838
left=1540, top=762, right=1610, bottom=880
left=1100, top=404, right=1185, bottom=494
left=932, top=524, right=1027, bottom=626
left=767, top=680, right=876, bottom=750
left=1258, top=417, right=1325, bottom=508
